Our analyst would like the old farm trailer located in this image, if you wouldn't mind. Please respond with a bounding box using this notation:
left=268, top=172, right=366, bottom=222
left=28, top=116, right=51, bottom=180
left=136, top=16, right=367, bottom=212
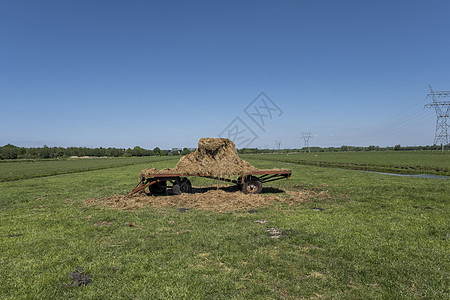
left=127, top=169, right=292, bottom=197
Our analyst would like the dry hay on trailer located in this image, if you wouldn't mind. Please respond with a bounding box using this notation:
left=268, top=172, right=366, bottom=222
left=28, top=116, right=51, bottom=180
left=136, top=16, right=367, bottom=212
left=140, top=138, right=259, bottom=177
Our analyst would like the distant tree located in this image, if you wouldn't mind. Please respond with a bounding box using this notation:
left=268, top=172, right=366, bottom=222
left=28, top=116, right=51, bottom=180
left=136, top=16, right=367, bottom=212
left=239, top=148, right=259, bottom=154
left=1, top=144, right=19, bottom=159
left=153, top=147, right=161, bottom=156
left=169, top=150, right=180, bottom=156
left=181, top=148, right=191, bottom=155
left=17, top=147, right=27, bottom=158
left=124, top=148, right=133, bottom=157
left=394, top=144, right=401, bottom=151
left=91, top=148, right=100, bottom=157
left=140, top=148, right=153, bottom=156
left=39, top=145, right=51, bottom=159
left=98, top=147, right=107, bottom=157
left=132, top=146, right=144, bottom=156
left=54, top=147, right=65, bottom=158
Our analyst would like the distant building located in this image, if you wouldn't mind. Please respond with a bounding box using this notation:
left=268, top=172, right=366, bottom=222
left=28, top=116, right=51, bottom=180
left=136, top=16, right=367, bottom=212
left=170, top=148, right=183, bottom=154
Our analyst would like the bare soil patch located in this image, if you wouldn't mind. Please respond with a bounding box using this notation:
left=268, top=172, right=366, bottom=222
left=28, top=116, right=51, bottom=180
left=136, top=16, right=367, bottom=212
left=65, top=267, right=92, bottom=287
left=85, top=186, right=330, bottom=212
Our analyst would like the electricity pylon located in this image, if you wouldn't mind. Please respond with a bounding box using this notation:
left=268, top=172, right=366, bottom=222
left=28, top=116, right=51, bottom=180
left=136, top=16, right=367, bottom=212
left=426, top=85, right=450, bottom=151
left=301, top=131, right=313, bottom=153
left=275, top=141, right=281, bottom=151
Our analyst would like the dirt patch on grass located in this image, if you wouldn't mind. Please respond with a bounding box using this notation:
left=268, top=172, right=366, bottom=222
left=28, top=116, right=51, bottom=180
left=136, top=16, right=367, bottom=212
left=85, top=186, right=329, bottom=212
left=65, top=267, right=92, bottom=287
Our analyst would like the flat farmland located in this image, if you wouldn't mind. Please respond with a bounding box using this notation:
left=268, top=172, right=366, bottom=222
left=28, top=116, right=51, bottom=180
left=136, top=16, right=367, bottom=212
left=0, top=155, right=448, bottom=299
left=0, top=157, right=178, bottom=182
left=242, top=151, right=450, bottom=176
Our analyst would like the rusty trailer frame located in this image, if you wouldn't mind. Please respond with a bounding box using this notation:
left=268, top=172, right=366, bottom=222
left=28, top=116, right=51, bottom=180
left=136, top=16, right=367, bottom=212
left=127, top=169, right=292, bottom=197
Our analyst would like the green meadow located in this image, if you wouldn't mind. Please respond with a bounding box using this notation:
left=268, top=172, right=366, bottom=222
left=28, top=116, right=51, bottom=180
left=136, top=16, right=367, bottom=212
left=242, top=151, right=450, bottom=176
left=0, top=157, right=176, bottom=182
left=0, top=153, right=448, bottom=299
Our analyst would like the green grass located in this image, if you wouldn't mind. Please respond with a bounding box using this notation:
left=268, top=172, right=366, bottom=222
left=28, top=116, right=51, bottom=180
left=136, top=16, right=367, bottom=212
left=243, top=151, right=450, bottom=176
left=0, top=156, right=448, bottom=299
left=0, top=156, right=178, bottom=182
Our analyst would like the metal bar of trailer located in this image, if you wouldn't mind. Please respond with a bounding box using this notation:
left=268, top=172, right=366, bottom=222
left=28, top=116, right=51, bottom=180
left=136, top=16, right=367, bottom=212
left=261, top=176, right=289, bottom=183
left=126, top=180, right=157, bottom=197
left=258, top=174, right=283, bottom=182
left=142, top=174, right=183, bottom=178
left=258, top=174, right=279, bottom=180
left=201, top=175, right=237, bottom=184
left=141, top=170, right=291, bottom=178
left=198, top=174, right=289, bottom=184
left=259, top=174, right=289, bottom=183
left=258, top=174, right=278, bottom=180
left=254, top=170, right=291, bottom=174
left=245, top=170, right=291, bottom=176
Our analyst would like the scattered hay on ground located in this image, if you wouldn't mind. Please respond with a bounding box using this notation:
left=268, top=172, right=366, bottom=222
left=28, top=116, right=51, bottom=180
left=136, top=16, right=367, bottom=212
left=85, top=186, right=330, bottom=212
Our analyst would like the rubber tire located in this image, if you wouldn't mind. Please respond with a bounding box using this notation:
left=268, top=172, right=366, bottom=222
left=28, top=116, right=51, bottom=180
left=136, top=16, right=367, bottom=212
left=149, top=181, right=167, bottom=194
left=180, top=178, right=192, bottom=194
left=236, top=176, right=243, bottom=190
left=172, top=184, right=181, bottom=195
left=242, top=176, right=263, bottom=194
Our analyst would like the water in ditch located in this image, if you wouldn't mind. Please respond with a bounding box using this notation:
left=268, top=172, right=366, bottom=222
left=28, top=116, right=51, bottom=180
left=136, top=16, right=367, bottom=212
left=357, top=170, right=449, bottom=179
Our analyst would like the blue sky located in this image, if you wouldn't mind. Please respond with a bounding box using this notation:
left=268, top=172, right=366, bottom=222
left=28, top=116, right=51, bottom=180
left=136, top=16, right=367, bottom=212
left=1, top=0, right=449, bottom=149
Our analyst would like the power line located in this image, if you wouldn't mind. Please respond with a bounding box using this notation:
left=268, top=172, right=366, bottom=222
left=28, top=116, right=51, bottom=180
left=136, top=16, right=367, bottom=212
left=323, top=103, right=431, bottom=146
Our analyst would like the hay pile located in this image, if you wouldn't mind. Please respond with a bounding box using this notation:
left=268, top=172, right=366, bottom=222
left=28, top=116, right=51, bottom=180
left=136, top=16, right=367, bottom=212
left=140, top=138, right=258, bottom=177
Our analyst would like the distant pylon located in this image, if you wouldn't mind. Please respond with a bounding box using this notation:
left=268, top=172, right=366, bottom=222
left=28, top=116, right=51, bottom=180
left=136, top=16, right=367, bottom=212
left=301, top=131, right=313, bottom=153
left=426, top=85, right=450, bottom=151
left=275, top=140, right=281, bottom=151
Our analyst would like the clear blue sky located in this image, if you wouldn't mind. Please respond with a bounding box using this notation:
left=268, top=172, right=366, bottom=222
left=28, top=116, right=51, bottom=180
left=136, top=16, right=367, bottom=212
left=1, top=0, right=449, bottom=149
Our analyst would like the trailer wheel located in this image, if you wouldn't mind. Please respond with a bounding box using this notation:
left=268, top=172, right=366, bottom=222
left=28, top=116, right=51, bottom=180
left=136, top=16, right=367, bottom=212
left=236, top=176, right=243, bottom=190
left=172, top=183, right=181, bottom=195
left=180, top=178, right=192, bottom=193
left=173, top=178, right=192, bottom=195
left=242, top=176, right=263, bottom=194
left=149, top=181, right=167, bottom=194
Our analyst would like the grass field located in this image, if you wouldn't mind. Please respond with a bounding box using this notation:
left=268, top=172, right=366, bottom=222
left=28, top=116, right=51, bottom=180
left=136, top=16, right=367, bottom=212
left=0, top=157, right=178, bottom=182
left=242, top=151, right=450, bottom=176
left=0, top=154, right=448, bottom=299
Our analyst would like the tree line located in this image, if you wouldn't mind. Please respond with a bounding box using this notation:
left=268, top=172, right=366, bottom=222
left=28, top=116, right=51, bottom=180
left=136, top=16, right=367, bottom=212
left=238, top=144, right=446, bottom=154
left=0, top=144, right=192, bottom=160
left=1, top=143, right=445, bottom=160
